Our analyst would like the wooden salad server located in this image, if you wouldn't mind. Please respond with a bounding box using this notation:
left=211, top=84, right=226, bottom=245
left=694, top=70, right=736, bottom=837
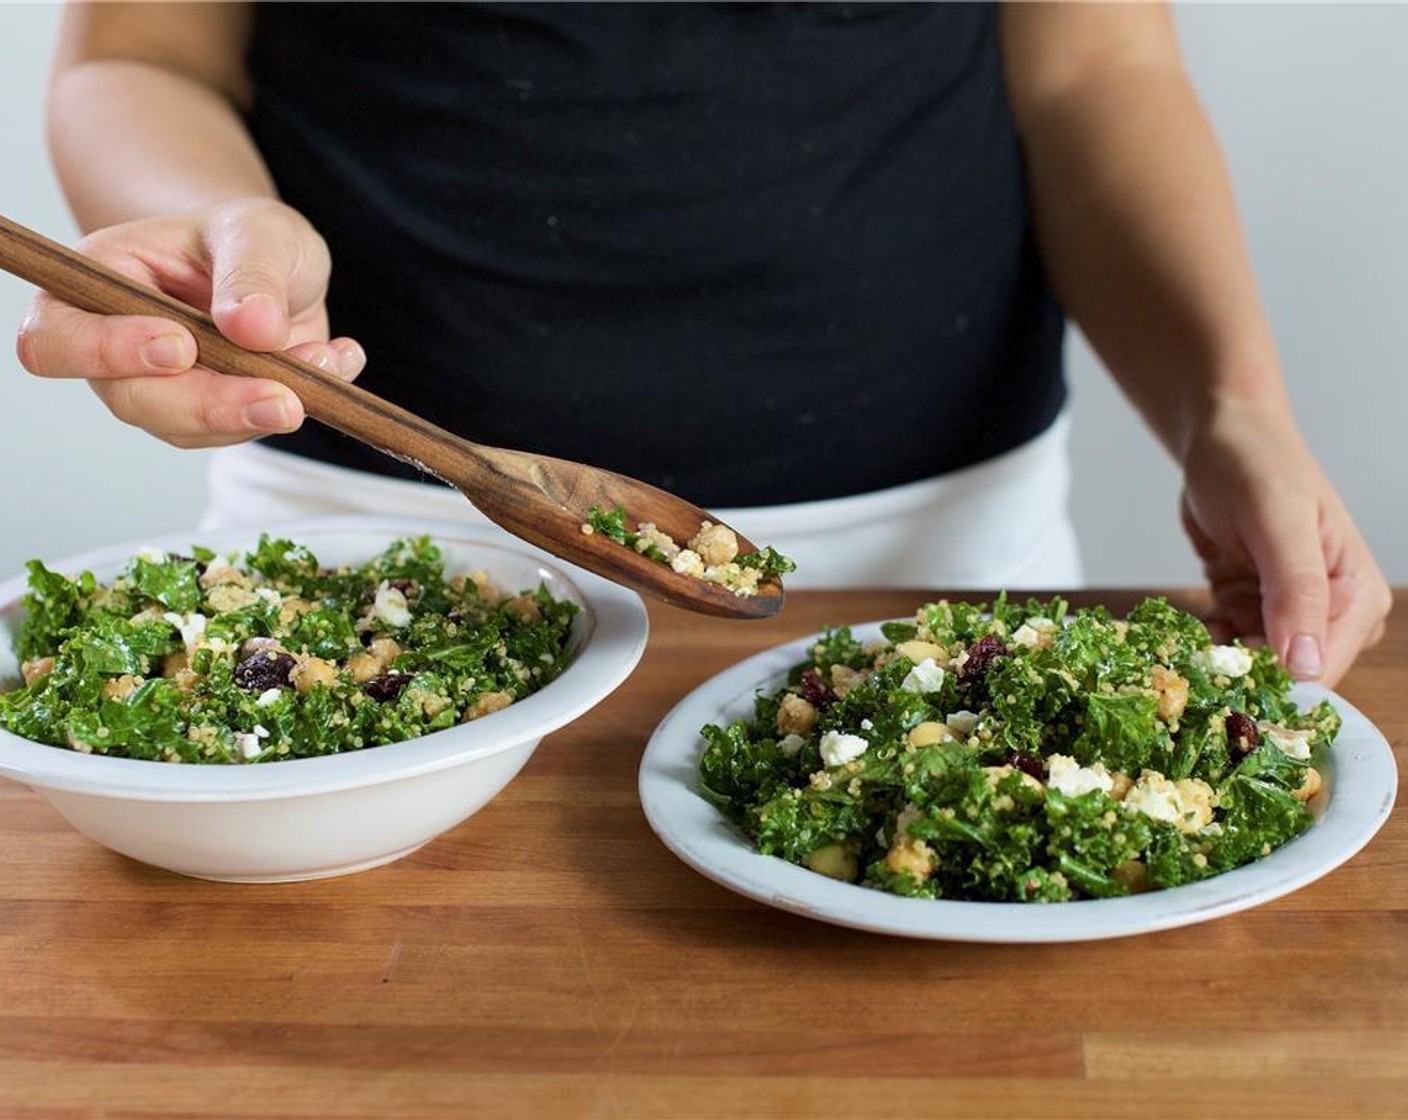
left=0, top=214, right=784, bottom=618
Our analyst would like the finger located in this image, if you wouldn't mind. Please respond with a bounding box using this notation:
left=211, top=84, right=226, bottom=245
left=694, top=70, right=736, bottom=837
left=1203, top=573, right=1264, bottom=646
left=90, top=369, right=304, bottom=449
left=1179, top=492, right=1223, bottom=565
left=1203, top=614, right=1235, bottom=645
left=1180, top=494, right=1262, bottom=645
left=1243, top=506, right=1330, bottom=681
left=287, top=337, right=366, bottom=382
left=328, top=336, right=367, bottom=380
left=17, top=294, right=197, bottom=380
left=1319, top=565, right=1394, bottom=687
left=203, top=205, right=331, bottom=352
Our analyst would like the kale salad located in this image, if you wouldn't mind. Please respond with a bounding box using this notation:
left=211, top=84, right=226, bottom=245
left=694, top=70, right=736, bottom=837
left=0, top=536, right=579, bottom=763
left=581, top=505, right=794, bottom=597
left=699, top=596, right=1339, bottom=903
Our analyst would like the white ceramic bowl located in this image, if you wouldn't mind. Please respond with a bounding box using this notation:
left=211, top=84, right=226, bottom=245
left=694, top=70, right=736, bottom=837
left=0, top=515, right=649, bottom=882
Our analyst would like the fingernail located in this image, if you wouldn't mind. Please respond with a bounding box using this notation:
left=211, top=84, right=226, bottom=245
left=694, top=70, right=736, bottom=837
left=141, top=333, right=193, bottom=370
left=244, top=395, right=295, bottom=432
left=1286, top=633, right=1323, bottom=679
left=333, top=340, right=366, bottom=378
left=307, top=347, right=334, bottom=371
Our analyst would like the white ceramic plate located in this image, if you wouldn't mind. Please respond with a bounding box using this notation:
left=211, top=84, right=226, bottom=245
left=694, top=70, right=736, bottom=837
left=639, top=621, right=1397, bottom=942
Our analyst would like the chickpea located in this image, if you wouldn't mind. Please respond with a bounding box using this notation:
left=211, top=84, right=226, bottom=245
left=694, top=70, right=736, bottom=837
left=368, top=637, right=402, bottom=664
left=884, top=836, right=936, bottom=883
left=895, top=640, right=946, bottom=664
left=1292, top=766, right=1323, bottom=802
left=1112, top=858, right=1152, bottom=894
left=290, top=656, right=339, bottom=694
left=462, top=690, right=514, bottom=722
left=807, top=842, right=859, bottom=882
left=20, top=656, right=55, bottom=686
left=469, top=570, right=504, bottom=606
left=347, top=637, right=402, bottom=684
left=688, top=521, right=739, bottom=567
left=1151, top=665, right=1189, bottom=724
left=199, top=564, right=252, bottom=590
left=102, top=675, right=142, bottom=701
left=504, top=595, right=542, bottom=624
left=906, top=721, right=955, bottom=748
left=776, top=693, right=818, bottom=736
left=412, top=687, right=455, bottom=719
left=829, top=664, right=868, bottom=699
left=347, top=651, right=381, bottom=684
left=277, top=597, right=317, bottom=627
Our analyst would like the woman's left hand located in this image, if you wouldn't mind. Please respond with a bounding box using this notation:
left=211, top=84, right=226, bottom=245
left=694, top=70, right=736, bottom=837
left=1178, top=397, right=1391, bottom=687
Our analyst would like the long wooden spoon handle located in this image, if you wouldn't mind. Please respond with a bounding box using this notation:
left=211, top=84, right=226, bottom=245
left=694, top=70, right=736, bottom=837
left=0, top=213, right=478, bottom=483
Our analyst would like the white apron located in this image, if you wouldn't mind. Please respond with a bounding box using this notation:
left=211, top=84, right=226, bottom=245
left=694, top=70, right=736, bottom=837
left=201, top=414, right=1082, bottom=590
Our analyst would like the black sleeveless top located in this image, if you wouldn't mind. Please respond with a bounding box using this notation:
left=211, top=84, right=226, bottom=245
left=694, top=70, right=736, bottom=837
left=246, top=2, right=1065, bottom=506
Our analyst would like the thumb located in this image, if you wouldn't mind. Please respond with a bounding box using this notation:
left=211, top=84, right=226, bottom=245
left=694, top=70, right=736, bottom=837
left=203, top=203, right=328, bottom=352
left=1246, top=505, right=1329, bottom=680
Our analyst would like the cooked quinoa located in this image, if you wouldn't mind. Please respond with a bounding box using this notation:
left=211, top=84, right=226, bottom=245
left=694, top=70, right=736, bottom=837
left=0, top=536, right=578, bottom=763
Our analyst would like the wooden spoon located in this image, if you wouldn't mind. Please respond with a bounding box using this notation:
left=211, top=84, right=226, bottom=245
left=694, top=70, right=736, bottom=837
left=0, top=214, right=784, bottom=618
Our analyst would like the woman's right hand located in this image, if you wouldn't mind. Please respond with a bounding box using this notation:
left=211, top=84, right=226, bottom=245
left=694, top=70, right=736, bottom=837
left=15, top=197, right=365, bottom=448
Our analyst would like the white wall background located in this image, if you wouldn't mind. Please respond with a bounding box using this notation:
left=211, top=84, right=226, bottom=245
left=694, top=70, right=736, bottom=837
left=1, top=3, right=1405, bottom=586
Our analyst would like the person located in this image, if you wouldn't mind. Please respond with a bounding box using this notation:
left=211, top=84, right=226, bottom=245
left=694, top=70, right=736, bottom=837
left=17, top=2, right=1389, bottom=684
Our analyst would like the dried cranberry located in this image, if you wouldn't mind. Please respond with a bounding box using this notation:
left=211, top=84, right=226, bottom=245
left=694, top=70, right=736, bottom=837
left=1005, top=750, right=1045, bottom=782
left=799, top=668, right=837, bottom=709
left=959, top=635, right=1010, bottom=689
left=364, top=672, right=412, bottom=702
left=233, top=649, right=296, bottom=692
left=1225, top=710, right=1260, bottom=755
left=389, top=578, right=418, bottom=599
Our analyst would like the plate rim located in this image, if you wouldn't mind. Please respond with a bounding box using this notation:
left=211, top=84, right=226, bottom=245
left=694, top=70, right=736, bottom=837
left=638, top=619, right=1398, bottom=942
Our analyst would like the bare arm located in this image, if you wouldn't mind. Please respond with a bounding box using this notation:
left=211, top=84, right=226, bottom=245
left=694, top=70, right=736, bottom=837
left=49, top=2, right=274, bottom=228
left=18, top=2, right=363, bottom=447
left=1001, top=2, right=1389, bottom=683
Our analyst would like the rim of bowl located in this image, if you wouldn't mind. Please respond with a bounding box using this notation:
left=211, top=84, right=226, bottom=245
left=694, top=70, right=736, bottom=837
left=0, top=514, right=649, bottom=802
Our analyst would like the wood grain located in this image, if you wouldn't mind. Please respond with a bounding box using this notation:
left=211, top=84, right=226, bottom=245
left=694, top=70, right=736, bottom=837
left=1, top=588, right=1404, bottom=1119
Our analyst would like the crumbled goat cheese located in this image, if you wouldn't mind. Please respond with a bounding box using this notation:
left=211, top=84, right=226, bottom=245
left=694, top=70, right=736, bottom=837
left=373, top=581, right=413, bottom=628
left=1258, top=721, right=1314, bottom=760
left=901, top=657, right=946, bottom=695
left=1046, top=754, right=1114, bottom=797
left=1011, top=617, right=1058, bottom=649
left=670, top=549, right=705, bottom=578
left=1124, top=771, right=1218, bottom=833
left=945, top=710, right=981, bottom=736
left=162, top=611, right=207, bottom=653
left=1198, top=644, right=1254, bottom=679
left=819, top=730, right=869, bottom=768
